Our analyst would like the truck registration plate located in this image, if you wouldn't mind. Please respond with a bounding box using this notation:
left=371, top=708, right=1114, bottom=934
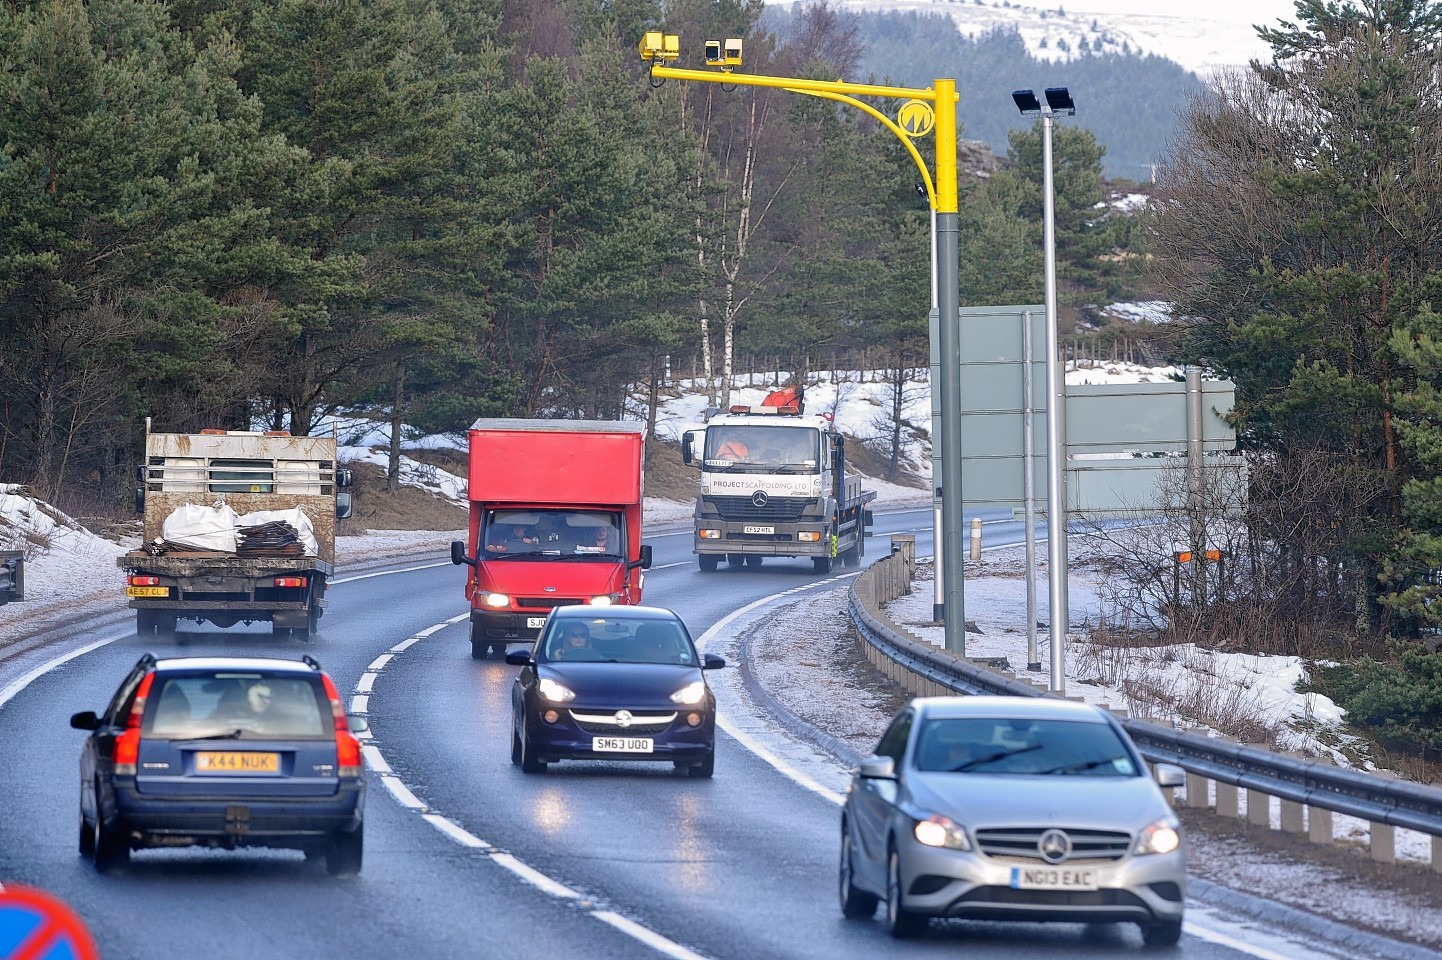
left=742, top=525, right=775, bottom=535
left=1009, top=866, right=1098, bottom=891
left=526, top=616, right=548, bottom=629
left=126, top=586, right=170, bottom=598
left=592, top=737, right=653, bottom=753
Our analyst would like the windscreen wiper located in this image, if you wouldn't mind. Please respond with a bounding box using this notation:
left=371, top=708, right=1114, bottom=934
left=952, top=743, right=1043, bottom=771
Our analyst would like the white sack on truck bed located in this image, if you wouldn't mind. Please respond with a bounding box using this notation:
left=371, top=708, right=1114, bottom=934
left=160, top=502, right=239, bottom=552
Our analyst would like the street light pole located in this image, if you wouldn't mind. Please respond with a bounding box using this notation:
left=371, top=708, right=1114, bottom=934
left=1012, top=87, right=1075, bottom=694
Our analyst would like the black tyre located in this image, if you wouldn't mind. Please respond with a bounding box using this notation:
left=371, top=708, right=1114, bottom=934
left=1142, top=919, right=1183, bottom=947
left=489, top=643, right=509, bottom=659
left=885, top=847, right=925, bottom=938
left=511, top=723, right=522, bottom=766
left=154, top=613, right=177, bottom=642
left=726, top=553, right=745, bottom=567
left=92, top=813, right=129, bottom=873
left=470, top=622, right=487, bottom=660
left=839, top=821, right=879, bottom=918
left=327, top=823, right=364, bottom=876
left=813, top=556, right=833, bottom=574
left=744, top=554, right=762, bottom=568
left=78, top=810, right=95, bottom=857
left=841, top=544, right=860, bottom=568
left=135, top=610, right=155, bottom=636
left=698, top=554, right=720, bottom=572
left=686, top=749, right=715, bottom=779
left=519, top=720, right=547, bottom=774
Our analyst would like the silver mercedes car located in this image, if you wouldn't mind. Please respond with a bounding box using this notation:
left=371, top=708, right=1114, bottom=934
left=839, top=696, right=1186, bottom=944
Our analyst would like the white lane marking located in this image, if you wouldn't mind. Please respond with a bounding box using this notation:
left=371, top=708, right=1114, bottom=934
left=591, top=912, right=710, bottom=960
left=332, top=561, right=451, bottom=584
left=1183, top=912, right=1338, bottom=960
left=0, top=631, right=131, bottom=708
left=362, top=617, right=714, bottom=959
left=695, top=572, right=861, bottom=807
left=380, top=773, right=426, bottom=810
left=650, top=561, right=694, bottom=571
left=490, top=852, right=582, bottom=899
left=350, top=695, right=369, bottom=715
left=422, top=814, right=492, bottom=850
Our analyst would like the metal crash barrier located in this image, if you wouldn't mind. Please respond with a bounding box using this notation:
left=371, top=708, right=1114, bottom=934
left=849, top=536, right=1442, bottom=871
left=0, top=550, right=24, bottom=605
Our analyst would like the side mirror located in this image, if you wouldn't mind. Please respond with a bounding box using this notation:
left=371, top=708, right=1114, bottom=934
left=702, top=652, right=726, bottom=670
left=864, top=509, right=874, bottom=528
left=857, top=755, right=896, bottom=780
left=335, top=491, right=353, bottom=520
left=1153, top=763, right=1185, bottom=788
left=505, top=650, right=534, bottom=666
left=451, top=540, right=471, bottom=566
left=70, top=711, right=101, bottom=731
left=635, top=544, right=653, bottom=570
left=135, top=464, right=147, bottom=482
left=681, top=432, right=694, bottom=465
left=134, top=486, right=145, bottom=516
left=336, top=468, right=354, bottom=489
left=346, top=715, right=370, bottom=737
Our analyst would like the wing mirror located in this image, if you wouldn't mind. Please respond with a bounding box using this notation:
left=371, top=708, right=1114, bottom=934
left=702, top=653, right=726, bottom=670
left=70, top=711, right=101, bottom=731
left=857, top=755, right=896, bottom=780
left=505, top=650, right=534, bottom=666
left=1153, top=763, right=1185, bottom=788
left=451, top=540, right=472, bottom=565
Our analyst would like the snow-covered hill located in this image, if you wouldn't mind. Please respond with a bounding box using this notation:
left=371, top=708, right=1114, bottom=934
left=773, top=0, right=1298, bottom=78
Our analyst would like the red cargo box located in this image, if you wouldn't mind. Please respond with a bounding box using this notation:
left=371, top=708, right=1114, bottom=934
left=466, top=419, right=644, bottom=505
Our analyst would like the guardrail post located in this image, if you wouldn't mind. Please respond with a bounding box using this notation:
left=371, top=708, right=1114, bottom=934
left=1371, top=822, right=1396, bottom=864
left=1433, top=835, right=1442, bottom=874
left=1216, top=780, right=1240, bottom=819
left=1183, top=770, right=1210, bottom=809
left=1308, top=806, right=1333, bottom=846
left=1246, top=774, right=1271, bottom=829
left=1280, top=798, right=1305, bottom=834
left=890, top=534, right=915, bottom=594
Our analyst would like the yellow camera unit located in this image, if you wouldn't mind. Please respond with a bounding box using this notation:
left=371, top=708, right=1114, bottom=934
left=639, top=31, right=679, bottom=62
left=704, top=38, right=743, bottom=70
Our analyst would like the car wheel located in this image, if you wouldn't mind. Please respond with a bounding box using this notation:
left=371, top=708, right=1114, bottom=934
left=813, top=556, right=832, bottom=574
left=885, top=846, right=925, bottom=938
left=78, top=809, right=95, bottom=857
left=489, top=643, right=508, bottom=659
left=470, top=639, right=487, bottom=660
left=519, top=720, right=547, bottom=774
left=154, top=614, right=177, bottom=641
left=510, top=720, right=522, bottom=766
left=839, top=820, right=879, bottom=918
left=698, top=554, right=720, bottom=572
left=327, top=823, right=364, bottom=876
left=1141, top=918, right=1183, bottom=947
left=686, top=749, right=715, bottom=779
left=92, top=812, right=129, bottom=873
left=726, top=553, right=745, bottom=567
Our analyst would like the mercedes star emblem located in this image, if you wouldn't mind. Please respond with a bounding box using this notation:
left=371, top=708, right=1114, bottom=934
left=1037, top=829, right=1071, bottom=864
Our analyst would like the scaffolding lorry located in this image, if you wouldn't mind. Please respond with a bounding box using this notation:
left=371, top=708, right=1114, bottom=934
left=450, top=419, right=652, bottom=659
left=118, top=423, right=353, bottom=641
left=682, top=390, right=875, bottom=573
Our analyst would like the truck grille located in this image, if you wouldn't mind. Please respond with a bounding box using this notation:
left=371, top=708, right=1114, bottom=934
left=706, top=496, right=810, bottom=522
left=518, top=597, right=586, bottom=610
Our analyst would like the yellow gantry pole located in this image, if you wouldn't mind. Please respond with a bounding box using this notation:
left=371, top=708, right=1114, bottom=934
left=646, top=60, right=969, bottom=653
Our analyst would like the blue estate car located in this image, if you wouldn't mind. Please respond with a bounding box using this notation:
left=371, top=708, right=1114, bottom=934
left=71, top=654, right=367, bottom=874
left=506, top=605, right=725, bottom=777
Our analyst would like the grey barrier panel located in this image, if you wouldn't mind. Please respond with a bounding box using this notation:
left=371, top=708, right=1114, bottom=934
left=1067, top=381, right=1236, bottom=453
left=0, top=550, right=23, bottom=604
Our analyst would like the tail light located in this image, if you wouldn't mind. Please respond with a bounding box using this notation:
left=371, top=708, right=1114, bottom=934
left=129, top=575, right=161, bottom=587
left=114, top=672, right=155, bottom=775
left=320, top=674, right=362, bottom=778
left=273, top=576, right=308, bottom=588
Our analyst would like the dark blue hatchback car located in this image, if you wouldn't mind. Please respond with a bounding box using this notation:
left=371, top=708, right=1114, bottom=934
left=70, top=654, right=366, bottom=874
left=506, top=605, right=725, bottom=777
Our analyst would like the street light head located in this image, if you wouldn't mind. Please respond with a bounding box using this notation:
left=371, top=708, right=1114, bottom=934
left=1012, top=89, right=1041, bottom=115
left=1044, top=87, right=1075, bottom=115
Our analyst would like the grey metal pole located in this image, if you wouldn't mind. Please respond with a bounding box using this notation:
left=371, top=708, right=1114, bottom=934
left=1022, top=310, right=1040, bottom=671
left=929, top=207, right=946, bottom=624
left=937, top=210, right=966, bottom=655
left=1042, top=111, right=1067, bottom=695
left=1187, top=364, right=1204, bottom=604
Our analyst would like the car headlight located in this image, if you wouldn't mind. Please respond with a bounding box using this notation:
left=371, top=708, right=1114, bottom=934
left=587, top=595, right=615, bottom=607
left=482, top=591, right=510, bottom=608
left=913, top=814, right=970, bottom=851
left=537, top=678, right=576, bottom=703
left=1135, top=816, right=1182, bottom=855
left=670, top=680, right=706, bottom=705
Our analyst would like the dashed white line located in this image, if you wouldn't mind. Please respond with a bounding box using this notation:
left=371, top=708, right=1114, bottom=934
left=350, top=694, right=369, bottom=714
left=361, top=618, right=714, bottom=960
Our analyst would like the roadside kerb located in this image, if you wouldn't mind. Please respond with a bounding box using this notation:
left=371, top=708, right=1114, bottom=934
left=848, top=539, right=1442, bottom=872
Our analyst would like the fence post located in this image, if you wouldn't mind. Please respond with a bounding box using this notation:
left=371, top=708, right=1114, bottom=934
left=1308, top=806, right=1334, bottom=846
left=890, top=534, right=915, bottom=596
